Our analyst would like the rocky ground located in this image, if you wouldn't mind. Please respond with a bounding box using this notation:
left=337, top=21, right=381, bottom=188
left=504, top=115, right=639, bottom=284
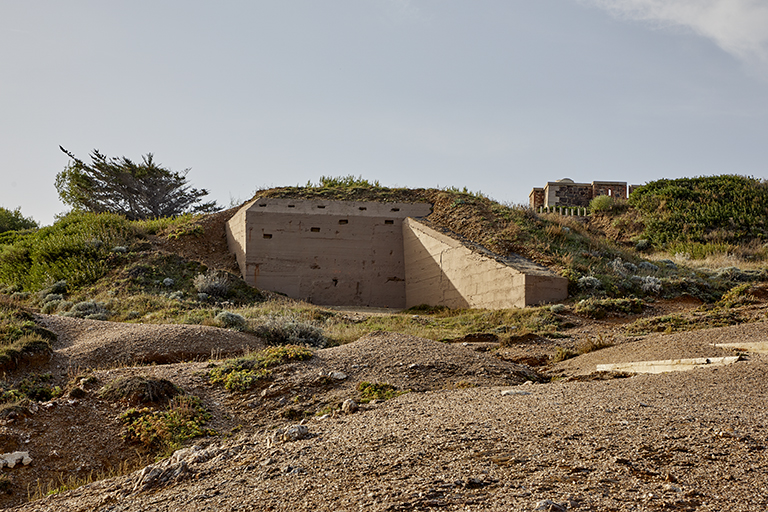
left=0, top=299, right=765, bottom=511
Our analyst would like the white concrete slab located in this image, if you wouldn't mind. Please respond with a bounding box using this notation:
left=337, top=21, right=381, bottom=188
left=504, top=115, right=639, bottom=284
left=715, top=342, right=768, bottom=354
left=596, top=356, right=740, bottom=374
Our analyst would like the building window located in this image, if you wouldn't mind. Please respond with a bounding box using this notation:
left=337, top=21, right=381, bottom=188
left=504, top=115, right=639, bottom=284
left=311, top=227, right=320, bottom=232
left=385, top=220, right=394, bottom=225
left=391, top=207, right=400, bottom=212
left=339, top=219, right=348, bottom=225
left=317, top=205, right=326, bottom=209
left=263, top=234, right=272, bottom=239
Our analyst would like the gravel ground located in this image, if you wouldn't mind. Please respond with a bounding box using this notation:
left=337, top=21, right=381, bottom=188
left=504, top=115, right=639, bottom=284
left=7, top=320, right=768, bottom=511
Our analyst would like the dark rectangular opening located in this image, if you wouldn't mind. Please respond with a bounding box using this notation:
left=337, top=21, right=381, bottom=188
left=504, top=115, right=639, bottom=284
left=263, top=234, right=272, bottom=239
left=288, top=204, right=295, bottom=208
left=317, top=205, right=326, bottom=209
left=339, top=219, right=348, bottom=225
left=384, top=220, right=394, bottom=225
left=310, top=227, right=320, bottom=232
left=390, top=207, right=400, bottom=212
left=258, top=204, right=267, bottom=207
left=358, top=207, right=367, bottom=211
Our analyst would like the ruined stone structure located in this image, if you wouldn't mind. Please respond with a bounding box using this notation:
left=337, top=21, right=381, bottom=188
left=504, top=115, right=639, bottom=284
left=529, top=178, right=629, bottom=210
left=226, top=197, right=568, bottom=309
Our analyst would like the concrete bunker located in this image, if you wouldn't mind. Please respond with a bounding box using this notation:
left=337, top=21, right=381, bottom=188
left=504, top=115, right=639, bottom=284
left=226, top=197, right=568, bottom=309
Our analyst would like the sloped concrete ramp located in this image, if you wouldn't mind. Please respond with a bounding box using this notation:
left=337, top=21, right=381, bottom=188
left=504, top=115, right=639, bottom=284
left=402, top=218, right=568, bottom=309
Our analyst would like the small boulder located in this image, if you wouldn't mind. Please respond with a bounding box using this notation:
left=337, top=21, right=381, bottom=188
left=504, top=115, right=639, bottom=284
left=0, top=451, right=31, bottom=468
left=266, top=424, right=310, bottom=447
left=341, top=399, right=358, bottom=414
left=534, top=499, right=567, bottom=512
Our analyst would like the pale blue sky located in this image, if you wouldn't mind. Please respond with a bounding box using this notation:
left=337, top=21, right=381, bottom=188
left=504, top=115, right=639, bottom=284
left=2, top=0, right=767, bottom=225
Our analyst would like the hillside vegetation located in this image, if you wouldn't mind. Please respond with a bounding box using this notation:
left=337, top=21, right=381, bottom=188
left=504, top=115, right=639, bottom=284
left=0, top=174, right=765, bottom=346
left=630, top=175, right=768, bottom=245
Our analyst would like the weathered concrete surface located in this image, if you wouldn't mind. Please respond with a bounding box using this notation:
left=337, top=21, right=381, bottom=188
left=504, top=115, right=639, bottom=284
left=596, top=356, right=740, bottom=374
left=227, top=198, right=569, bottom=309
left=226, top=198, right=431, bottom=307
left=402, top=218, right=568, bottom=309
left=715, top=342, right=768, bottom=354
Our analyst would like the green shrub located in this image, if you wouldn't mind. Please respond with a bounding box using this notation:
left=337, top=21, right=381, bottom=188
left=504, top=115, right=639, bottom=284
left=717, top=284, right=759, bottom=308
left=254, top=316, right=327, bottom=347
left=551, top=347, right=577, bottom=363
left=209, top=345, right=313, bottom=392
left=0, top=373, right=62, bottom=403
left=209, top=366, right=270, bottom=392
left=60, top=300, right=111, bottom=320
left=312, top=175, right=381, bottom=189
left=0, top=212, right=136, bottom=291
left=100, top=376, right=180, bottom=404
left=630, top=175, right=768, bottom=244
left=0, top=206, right=37, bottom=234
left=357, top=381, right=406, bottom=403
left=215, top=311, right=247, bottom=330
left=574, top=298, right=643, bottom=319
left=193, top=271, right=230, bottom=297
left=589, top=195, right=615, bottom=213
left=120, top=395, right=213, bottom=454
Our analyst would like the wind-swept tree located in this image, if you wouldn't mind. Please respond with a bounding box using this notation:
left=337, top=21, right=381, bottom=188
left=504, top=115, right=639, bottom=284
left=56, top=147, right=220, bottom=220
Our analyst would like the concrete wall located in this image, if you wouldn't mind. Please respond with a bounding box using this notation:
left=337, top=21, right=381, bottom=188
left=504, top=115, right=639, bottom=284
left=226, top=198, right=432, bottom=307
left=227, top=198, right=569, bottom=309
left=402, top=219, right=568, bottom=309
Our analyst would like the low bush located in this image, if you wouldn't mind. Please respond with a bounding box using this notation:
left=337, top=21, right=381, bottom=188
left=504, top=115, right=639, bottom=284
left=576, top=335, right=613, bottom=354
left=357, top=381, right=406, bottom=403
left=121, top=395, right=213, bottom=454
left=100, top=376, right=181, bottom=405
left=215, top=311, right=247, bottom=330
left=0, top=373, right=62, bottom=403
left=0, top=206, right=37, bottom=234
left=209, top=345, right=313, bottom=392
left=574, top=298, right=643, bottom=319
left=60, top=300, right=111, bottom=320
left=193, top=271, right=231, bottom=298
left=0, top=212, right=136, bottom=292
left=551, top=346, right=577, bottom=363
left=254, top=316, right=327, bottom=348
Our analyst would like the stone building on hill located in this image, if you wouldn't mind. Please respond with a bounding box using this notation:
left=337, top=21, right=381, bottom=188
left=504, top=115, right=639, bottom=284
left=529, top=178, right=639, bottom=210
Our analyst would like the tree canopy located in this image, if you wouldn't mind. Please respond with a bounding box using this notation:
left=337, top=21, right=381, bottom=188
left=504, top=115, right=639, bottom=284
left=56, top=147, right=220, bottom=220
left=0, top=207, right=38, bottom=234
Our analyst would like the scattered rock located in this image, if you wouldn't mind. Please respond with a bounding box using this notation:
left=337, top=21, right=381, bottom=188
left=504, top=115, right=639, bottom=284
left=342, top=399, right=358, bottom=414
left=534, top=499, right=567, bottom=511
left=0, top=452, right=31, bottom=469
left=501, top=390, right=532, bottom=396
left=266, top=424, right=309, bottom=447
